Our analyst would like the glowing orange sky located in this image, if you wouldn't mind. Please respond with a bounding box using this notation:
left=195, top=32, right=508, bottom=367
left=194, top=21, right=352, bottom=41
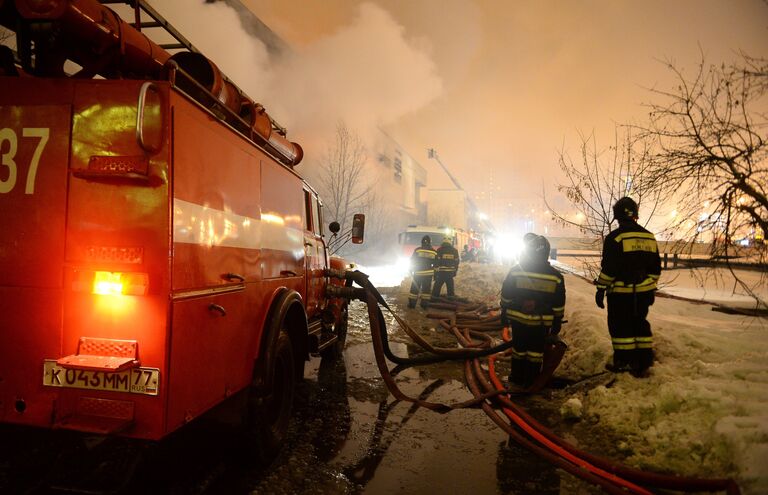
left=246, top=0, right=767, bottom=219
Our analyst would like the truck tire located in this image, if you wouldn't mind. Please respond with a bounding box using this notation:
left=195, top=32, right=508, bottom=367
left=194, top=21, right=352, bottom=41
left=248, top=327, right=296, bottom=463
left=320, top=305, right=348, bottom=360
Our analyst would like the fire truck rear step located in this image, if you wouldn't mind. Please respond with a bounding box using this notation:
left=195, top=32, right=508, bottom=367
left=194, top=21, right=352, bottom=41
left=57, top=337, right=140, bottom=372
left=55, top=397, right=135, bottom=435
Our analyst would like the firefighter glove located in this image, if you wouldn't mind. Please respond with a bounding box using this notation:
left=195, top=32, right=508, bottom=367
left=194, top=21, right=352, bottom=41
left=595, top=289, right=605, bottom=309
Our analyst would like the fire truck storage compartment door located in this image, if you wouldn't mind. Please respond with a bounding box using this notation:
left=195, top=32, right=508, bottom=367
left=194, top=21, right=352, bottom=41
left=171, top=93, right=261, bottom=289
left=169, top=92, right=264, bottom=428
left=167, top=290, right=253, bottom=430
left=260, top=160, right=304, bottom=280
left=0, top=102, right=71, bottom=288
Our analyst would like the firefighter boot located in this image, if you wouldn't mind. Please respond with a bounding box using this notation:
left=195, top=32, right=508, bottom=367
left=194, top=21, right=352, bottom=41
left=407, top=293, right=417, bottom=309
left=605, top=361, right=633, bottom=373
left=523, top=361, right=542, bottom=389
left=634, top=348, right=654, bottom=378
left=509, top=358, right=526, bottom=388
left=420, top=294, right=431, bottom=309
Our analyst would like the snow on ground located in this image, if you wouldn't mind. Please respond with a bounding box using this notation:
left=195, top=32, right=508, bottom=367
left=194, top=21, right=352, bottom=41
left=555, top=255, right=768, bottom=308
left=377, top=262, right=768, bottom=494
left=657, top=267, right=767, bottom=308
left=559, top=272, right=768, bottom=494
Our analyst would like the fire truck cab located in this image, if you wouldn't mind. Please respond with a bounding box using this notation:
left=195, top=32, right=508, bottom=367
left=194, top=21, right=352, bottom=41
left=0, top=0, right=356, bottom=455
left=397, top=225, right=481, bottom=257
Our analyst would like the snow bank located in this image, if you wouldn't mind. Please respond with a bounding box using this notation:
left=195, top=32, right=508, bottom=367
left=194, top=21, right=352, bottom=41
left=396, top=261, right=507, bottom=304
left=568, top=284, right=768, bottom=492
left=448, top=262, right=768, bottom=494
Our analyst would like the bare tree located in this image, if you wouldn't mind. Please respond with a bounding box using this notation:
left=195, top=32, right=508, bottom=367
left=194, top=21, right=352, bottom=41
left=545, top=127, right=661, bottom=279
left=641, top=55, right=767, bottom=243
left=316, top=121, right=389, bottom=258
left=318, top=122, right=370, bottom=236
left=637, top=53, right=767, bottom=304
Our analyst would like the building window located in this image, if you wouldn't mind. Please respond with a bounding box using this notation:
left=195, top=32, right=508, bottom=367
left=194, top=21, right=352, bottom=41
left=393, top=157, right=402, bottom=183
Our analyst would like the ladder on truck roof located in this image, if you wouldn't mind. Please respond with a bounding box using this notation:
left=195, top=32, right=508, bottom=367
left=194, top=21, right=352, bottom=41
left=101, top=0, right=200, bottom=53
left=102, top=1, right=290, bottom=138
left=102, top=0, right=293, bottom=163
left=2, top=0, right=299, bottom=165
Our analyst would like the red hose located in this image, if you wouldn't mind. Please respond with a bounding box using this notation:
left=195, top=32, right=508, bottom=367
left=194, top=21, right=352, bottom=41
left=361, top=282, right=740, bottom=494
left=481, top=351, right=740, bottom=494
left=463, top=360, right=633, bottom=495
left=486, top=355, right=652, bottom=494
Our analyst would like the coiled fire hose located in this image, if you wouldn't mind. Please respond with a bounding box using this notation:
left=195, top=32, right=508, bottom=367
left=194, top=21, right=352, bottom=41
left=332, top=269, right=741, bottom=494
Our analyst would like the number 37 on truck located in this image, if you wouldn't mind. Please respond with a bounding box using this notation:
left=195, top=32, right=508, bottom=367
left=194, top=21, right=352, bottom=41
left=0, top=0, right=363, bottom=459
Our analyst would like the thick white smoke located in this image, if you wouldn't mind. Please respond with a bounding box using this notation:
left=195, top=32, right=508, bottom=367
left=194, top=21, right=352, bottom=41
left=150, top=0, right=272, bottom=96
left=150, top=0, right=443, bottom=149
left=265, top=3, right=443, bottom=137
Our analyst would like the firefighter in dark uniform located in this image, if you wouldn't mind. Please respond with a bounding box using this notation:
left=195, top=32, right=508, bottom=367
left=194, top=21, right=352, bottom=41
left=408, top=235, right=437, bottom=309
left=432, top=236, right=460, bottom=298
left=595, top=197, right=661, bottom=378
left=500, top=235, right=565, bottom=388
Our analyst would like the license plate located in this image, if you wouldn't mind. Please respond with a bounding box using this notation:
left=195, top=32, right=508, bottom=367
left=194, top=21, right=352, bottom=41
left=43, top=360, right=160, bottom=396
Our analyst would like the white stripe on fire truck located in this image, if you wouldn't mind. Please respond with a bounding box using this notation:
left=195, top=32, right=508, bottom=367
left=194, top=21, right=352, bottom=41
left=173, top=198, right=304, bottom=255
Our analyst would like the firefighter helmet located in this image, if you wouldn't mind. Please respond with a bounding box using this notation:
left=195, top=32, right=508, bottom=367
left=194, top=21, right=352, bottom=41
left=522, top=232, right=538, bottom=245
left=613, top=197, right=639, bottom=221
left=421, top=235, right=432, bottom=247
left=442, top=236, right=452, bottom=244
left=527, top=235, right=550, bottom=261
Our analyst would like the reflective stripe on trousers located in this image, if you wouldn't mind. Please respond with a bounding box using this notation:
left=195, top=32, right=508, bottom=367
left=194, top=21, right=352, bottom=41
left=612, top=336, right=653, bottom=350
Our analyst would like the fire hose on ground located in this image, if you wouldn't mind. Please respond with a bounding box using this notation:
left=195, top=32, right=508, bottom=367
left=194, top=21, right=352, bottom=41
left=329, top=269, right=741, bottom=494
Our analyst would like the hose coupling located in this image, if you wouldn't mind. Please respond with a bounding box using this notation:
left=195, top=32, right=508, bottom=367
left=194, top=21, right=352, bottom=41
left=325, top=268, right=348, bottom=279
left=327, top=285, right=367, bottom=300
left=325, top=268, right=370, bottom=284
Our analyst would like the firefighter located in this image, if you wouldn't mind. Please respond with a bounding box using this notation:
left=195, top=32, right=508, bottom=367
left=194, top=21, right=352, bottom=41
left=461, top=244, right=474, bottom=262
left=432, top=236, right=460, bottom=298
left=595, top=197, right=661, bottom=378
left=408, top=235, right=437, bottom=309
left=500, top=235, right=565, bottom=388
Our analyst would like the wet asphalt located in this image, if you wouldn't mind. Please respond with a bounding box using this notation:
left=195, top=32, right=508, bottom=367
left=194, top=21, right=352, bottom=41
left=205, top=293, right=601, bottom=494
left=0, top=292, right=604, bottom=494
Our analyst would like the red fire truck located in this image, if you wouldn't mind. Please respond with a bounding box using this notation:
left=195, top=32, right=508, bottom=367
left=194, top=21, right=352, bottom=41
left=397, top=225, right=482, bottom=258
left=0, top=0, right=359, bottom=456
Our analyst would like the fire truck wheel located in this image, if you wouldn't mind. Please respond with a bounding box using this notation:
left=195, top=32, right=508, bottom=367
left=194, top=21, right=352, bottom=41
left=321, top=304, right=348, bottom=360
left=250, top=327, right=296, bottom=462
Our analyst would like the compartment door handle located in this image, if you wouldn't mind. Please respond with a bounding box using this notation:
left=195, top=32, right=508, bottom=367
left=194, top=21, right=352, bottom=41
left=208, top=304, right=227, bottom=317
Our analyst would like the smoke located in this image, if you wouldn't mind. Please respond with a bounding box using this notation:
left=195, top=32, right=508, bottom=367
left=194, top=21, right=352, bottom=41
left=265, top=3, right=443, bottom=138
left=151, top=0, right=272, bottom=95
left=152, top=0, right=443, bottom=147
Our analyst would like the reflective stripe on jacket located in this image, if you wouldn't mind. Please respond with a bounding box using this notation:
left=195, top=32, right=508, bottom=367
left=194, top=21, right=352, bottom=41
left=411, top=247, right=436, bottom=276
left=500, top=262, right=566, bottom=327
left=597, top=222, right=661, bottom=294
left=435, top=243, right=460, bottom=274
